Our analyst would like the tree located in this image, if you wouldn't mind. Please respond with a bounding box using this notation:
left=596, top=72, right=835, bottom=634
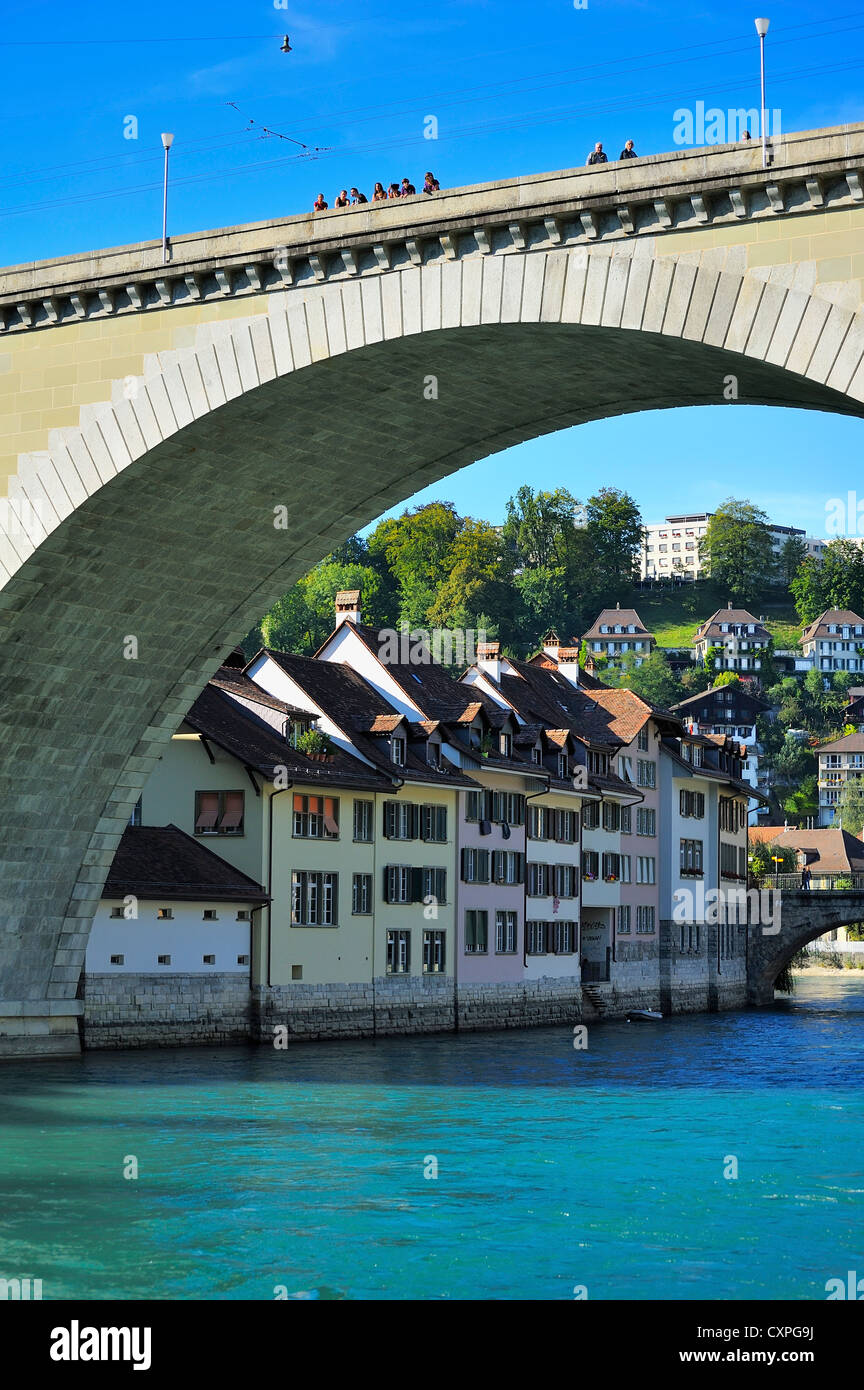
left=712, top=671, right=741, bottom=688
left=698, top=498, right=776, bottom=601
left=783, top=774, right=818, bottom=823
left=749, top=839, right=797, bottom=880
left=618, top=649, right=683, bottom=707
left=428, top=519, right=517, bottom=645
left=792, top=538, right=864, bottom=625
left=584, top=487, right=645, bottom=592
left=367, top=502, right=462, bottom=627
left=501, top=485, right=583, bottom=570
left=778, top=534, right=808, bottom=590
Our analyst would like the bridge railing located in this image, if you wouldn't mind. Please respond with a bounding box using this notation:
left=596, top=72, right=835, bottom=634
left=756, top=872, right=864, bottom=892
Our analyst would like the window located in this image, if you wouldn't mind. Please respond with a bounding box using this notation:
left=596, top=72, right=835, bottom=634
left=636, top=807, right=656, bottom=836
left=423, top=930, right=446, bottom=974
left=422, top=866, right=447, bottom=904
left=636, top=856, right=656, bottom=884
left=110, top=954, right=124, bottom=965
left=353, top=799, right=374, bottom=842
left=720, top=842, right=741, bottom=879
left=236, top=910, right=251, bottom=921
left=465, top=910, right=488, bottom=953
left=384, top=800, right=418, bottom=840
left=461, top=847, right=490, bottom=883
left=636, top=905, right=655, bottom=934
left=680, top=839, right=703, bottom=875
left=495, top=910, right=518, bottom=954
left=531, top=746, right=543, bottom=766
left=602, top=801, right=620, bottom=833
left=293, top=794, right=339, bottom=839
left=582, top=802, right=600, bottom=830
left=528, top=805, right=550, bottom=840
left=588, top=750, right=609, bottom=776
left=291, top=871, right=338, bottom=925
left=501, top=792, right=525, bottom=825
left=680, top=790, right=705, bottom=819
left=555, top=809, right=578, bottom=843
left=582, top=850, right=599, bottom=880
left=602, top=852, right=620, bottom=881
left=557, top=753, right=569, bottom=778
left=109, top=906, right=125, bottom=919
left=291, top=965, right=303, bottom=981
left=528, top=862, right=551, bottom=896
left=492, top=850, right=524, bottom=885
left=620, top=805, right=632, bottom=835
left=202, top=909, right=218, bottom=921
left=620, top=855, right=631, bottom=883
left=386, top=929, right=411, bottom=973
left=237, top=954, right=250, bottom=965
left=526, top=920, right=548, bottom=955
left=384, top=865, right=412, bottom=904
left=391, top=736, right=406, bottom=766
left=637, top=760, right=656, bottom=788
left=156, top=908, right=173, bottom=920
left=618, top=905, right=631, bottom=934
left=620, top=755, right=634, bottom=783
left=554, top=864, right=578, bottom=898
left=195, top=789, right=244, bottom=836
left=352, top=873, right=373, bottom=915
left=500, top=732, right=512, bottom=757
left=552, top=920, right=576, bottom=954
left=203, top=954, right=216, bottom=965
left=465, top=789, right=488, bottom=822
left=421, top=804, right=448, bottom=843
left=157, top=955, right=171, bottom=966
left=427, top=740, right=442, bottom=769
left=128, top=796, right=142, bottom=827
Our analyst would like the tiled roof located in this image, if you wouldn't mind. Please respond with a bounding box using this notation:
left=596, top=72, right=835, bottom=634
left=209, top=664, right=303, bottom=716
left=673, top=685, right=769, bottom=715
left=488, top=659, right=624, bottom=747
left=693, top=608, right=770, bottom=642
left=185, top=683, right=390, bottom=789
left=581, top=608, right=654, bottom=641
left=261, top=650, right=477, bottom=788
left=321, top=621, right=479, bottom=722
left=102, top=825, right=269, bottom=902
left=748, top=826, right=864, bottom=874
left=815, top=731, right=864, bottom=753
left=801, top=608, right=864, bottom=644
left=590, top=687, right=683, bottom=743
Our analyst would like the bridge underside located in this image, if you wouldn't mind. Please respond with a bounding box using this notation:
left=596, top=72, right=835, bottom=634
left=748, top=890, right=864, bottom=1004
left=1, top=316, right=862, bottom=1053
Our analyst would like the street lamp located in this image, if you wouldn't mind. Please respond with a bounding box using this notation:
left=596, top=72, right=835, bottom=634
left=161, top=132, right=174, bottom=264
left=754, top=18, right=770, bottom=170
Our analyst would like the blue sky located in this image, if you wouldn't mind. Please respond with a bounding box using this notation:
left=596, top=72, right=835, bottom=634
left=3, top=1, right=863, bottom=538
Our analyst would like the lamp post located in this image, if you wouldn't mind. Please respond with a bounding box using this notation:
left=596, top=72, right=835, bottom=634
left=754, top=18, right=770, bottom=169
left=161, top=132, right=174, bottom=264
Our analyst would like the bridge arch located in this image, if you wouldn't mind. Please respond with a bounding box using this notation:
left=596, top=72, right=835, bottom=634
left=748, top=890, right=864, bottom=1004
left=2, top=235, right=864, bottom=1040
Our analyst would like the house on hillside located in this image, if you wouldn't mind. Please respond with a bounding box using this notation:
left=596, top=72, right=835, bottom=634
left=581, top=605, right=655, bottom=669
left=799, top=609, right=864, bottom=678
left=813, top=731, right=864, bottom=826
left=692, top=604, right=771, bottom=676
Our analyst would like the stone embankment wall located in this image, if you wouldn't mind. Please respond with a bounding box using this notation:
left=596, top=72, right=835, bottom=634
left=84, top=973, right=251, bottom=1049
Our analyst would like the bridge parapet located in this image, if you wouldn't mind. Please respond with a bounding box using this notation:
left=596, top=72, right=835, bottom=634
left=1, top=124, right=862, bottom=338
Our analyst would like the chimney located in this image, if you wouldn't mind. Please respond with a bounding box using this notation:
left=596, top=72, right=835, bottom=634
left=556, top=645, right=581, bottom=686
left=728, top=600, right=733, bottom=610
left=334, top=589, right=361, bottom=625
left=477, top=640, right=502, bottom=683
left=541, top=628, right=560, bottom=661
left=616, top=601, right=620, bottom=610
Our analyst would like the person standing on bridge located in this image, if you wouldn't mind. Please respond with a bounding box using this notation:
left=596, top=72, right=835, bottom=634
left=313, top=193, right=328, bottom=211
left=587, top=142, right=608, bottom=165
left=350, top=187, right=368, bottom=204
left=619, top=139, right=638, bottom=159
left=423, top=171, right=440, bottom=194
left=372, top=182, right=387, bottom=202
left=801, top=865, right=812, bottom=890
left=334, top=189, right=350, bottom=208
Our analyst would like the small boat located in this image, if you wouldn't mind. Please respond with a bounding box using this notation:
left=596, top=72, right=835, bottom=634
left=628, top=1009, right=663, bottom=1022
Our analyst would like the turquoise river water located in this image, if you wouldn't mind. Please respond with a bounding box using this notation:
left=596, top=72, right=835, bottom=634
left=0, top=974, right=862, bottom=1300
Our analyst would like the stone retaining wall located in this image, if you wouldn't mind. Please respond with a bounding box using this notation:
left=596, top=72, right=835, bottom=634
left=84, top=973, right=251, bottom=1049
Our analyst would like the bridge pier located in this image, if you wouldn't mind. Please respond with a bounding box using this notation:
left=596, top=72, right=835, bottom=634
left=0, top=1002, right=82, bottom=1059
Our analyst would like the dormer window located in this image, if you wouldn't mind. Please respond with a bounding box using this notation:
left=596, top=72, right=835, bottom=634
left=469, top=727, right=482, bottom=751
left=500, top=732, right=512, bottom=758
left=557, top=752, right=569, bottom=778
left=391, top=736, right=406, bottom=766
left=531, top=746, right=542, bottom=766
left=600, top=624, right=609, bottom=633
left=427, top=741, right=441, bottom=769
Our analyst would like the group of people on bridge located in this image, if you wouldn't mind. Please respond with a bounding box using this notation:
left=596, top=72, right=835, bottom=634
left=587, top=140, right=638, bottom=164
left=314, top=172, right=441, bottom=211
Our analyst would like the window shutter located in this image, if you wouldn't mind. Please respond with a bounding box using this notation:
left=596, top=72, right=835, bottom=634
left=437, top=806, right=447, bottom=841
left=384, top=802, right=395, bottom=839
left=383, top=866, right=392, bottom=902
left=479, top=849, right=490, bottom=882
left=411, top=867, right=424, bottom=903
left=438, top=868, right=447, bottom=903
left=461, top=847, right=469, bottom=882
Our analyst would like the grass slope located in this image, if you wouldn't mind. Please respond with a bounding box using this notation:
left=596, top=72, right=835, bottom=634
left=631, top=588, right=801, bottom=651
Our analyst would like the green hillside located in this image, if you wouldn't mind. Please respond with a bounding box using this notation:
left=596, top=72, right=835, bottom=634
left=632, top=588, right=801, bottom=652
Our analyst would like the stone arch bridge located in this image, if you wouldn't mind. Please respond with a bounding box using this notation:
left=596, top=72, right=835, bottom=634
left=748, top=885, right=864, bottom=1004
left=2, top=124, right=864, bottom=1054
